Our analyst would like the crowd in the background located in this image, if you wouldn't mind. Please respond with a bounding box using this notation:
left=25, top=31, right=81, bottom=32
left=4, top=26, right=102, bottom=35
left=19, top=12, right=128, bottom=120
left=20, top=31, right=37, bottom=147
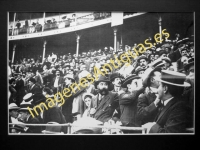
left=9, top=12, right=114, bottom=35
left=8, top=33, right=194, bottom=134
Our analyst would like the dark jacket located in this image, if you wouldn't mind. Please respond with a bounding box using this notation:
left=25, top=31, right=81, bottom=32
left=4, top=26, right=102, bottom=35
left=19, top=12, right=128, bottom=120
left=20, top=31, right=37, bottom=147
left=26, top=116, right=42, bottom=133
left=91, top=91, right=119, bottom=123
left=9, top=85, right=17, bottom=104
left=168, top=49, right=181, bottom=62
left=41, top=105, right=67, bottom=133
left=137, top=92, right=159, bottom=125
left=149, top=97, right=188, bottom=133
left=28, top=84, right=41, bottom=94
left=119, top=87, right=145, bottom=127
left=62, top=85, right=74, bottom=123
left=51, top=76, right=64, bottom=93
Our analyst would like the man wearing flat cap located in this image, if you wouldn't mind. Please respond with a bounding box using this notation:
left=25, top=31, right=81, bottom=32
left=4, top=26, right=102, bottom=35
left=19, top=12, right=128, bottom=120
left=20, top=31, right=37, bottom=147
left=90, top=75, right=120, bottom=123
left=117, top=74, right=145, bottom=133
left=142, top=70, right=192, bottom=133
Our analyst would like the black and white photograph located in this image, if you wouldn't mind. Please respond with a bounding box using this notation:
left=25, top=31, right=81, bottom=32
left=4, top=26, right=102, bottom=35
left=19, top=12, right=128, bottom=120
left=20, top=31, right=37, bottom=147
left=8, top=12, right=194, bottom=135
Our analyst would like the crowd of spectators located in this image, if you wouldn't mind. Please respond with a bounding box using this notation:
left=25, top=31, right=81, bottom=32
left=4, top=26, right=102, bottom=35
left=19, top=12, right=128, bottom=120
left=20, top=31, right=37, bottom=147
left=9, top=12, right=112, bottom=36
left=8, top=32, right=194, bottom=134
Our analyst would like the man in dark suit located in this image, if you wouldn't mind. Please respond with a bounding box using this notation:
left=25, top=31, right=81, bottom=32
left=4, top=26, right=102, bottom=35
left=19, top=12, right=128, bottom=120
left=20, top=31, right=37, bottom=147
left=18, top=101, right=42, bottom=133
left=51, top=70, right=64, bottom=94
left=62, top=74, right=75, bottom=123
left=109, top=72, right=124, bottom=122
left=32, top=92, right=67, bottom=133
left=142, top=70, right=191, bottom=133
left=110, top=72, right=123, bottom=93
left=15, top=74, right=26, bottom=106
left=90, top=75, right=119, bottom=123
left=27, top=77, right=41, bottom=94
left=118, top=74, right=145, bottom=128
left=137, top=67, right=162, bottom=125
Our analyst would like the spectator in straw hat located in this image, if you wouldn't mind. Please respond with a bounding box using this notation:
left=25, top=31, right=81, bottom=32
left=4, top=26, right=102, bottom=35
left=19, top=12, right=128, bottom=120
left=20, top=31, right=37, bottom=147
left=9, top=103, right=20, bottom=123
left=142, top=70, right=191, bottom=133
left=23, top=93, right=33, bottom=103
left=18, top=101, right=42, bottom=133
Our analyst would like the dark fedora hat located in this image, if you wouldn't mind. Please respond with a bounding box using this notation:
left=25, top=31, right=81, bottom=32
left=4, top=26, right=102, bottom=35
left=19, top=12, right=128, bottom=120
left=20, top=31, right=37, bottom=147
left=94, top=75, right=111, bottom=89
left=184, top=58, right=194, bottom=72
left=109, top=72, right=123, bottom=82
left=29, top=77, right=36, bottom=84
left=122, top=74, right=140, bottom=88
left=154, top=70, right=191, bottom=87
left=137, top=55, right=149, bottom=63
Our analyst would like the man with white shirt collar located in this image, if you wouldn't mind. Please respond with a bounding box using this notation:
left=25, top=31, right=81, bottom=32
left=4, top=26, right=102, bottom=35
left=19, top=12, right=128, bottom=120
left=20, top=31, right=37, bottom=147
left=142, top=70, right=191, bottom=133
left=137, top=67, right=162, bottom=125
left=52, top=70, right=64, bottom=94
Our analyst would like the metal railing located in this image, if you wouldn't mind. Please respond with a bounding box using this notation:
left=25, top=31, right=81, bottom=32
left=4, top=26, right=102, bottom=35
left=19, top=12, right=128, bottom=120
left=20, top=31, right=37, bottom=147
left=9, top=123, right=147, bottom=134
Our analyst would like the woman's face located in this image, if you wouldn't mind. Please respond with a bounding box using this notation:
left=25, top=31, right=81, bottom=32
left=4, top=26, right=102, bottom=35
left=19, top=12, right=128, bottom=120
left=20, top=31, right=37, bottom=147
left=84, top=97, right=91, bottom=107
